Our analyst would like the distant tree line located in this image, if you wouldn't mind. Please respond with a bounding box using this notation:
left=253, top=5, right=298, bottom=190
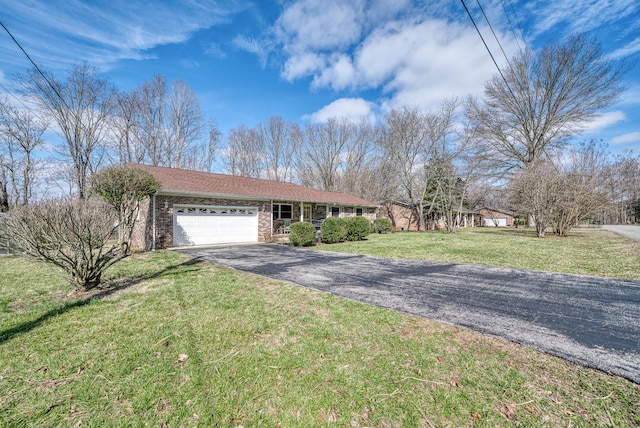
left=1, top=32, right=638, bottom=234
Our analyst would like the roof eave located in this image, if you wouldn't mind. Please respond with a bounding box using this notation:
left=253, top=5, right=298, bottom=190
left=158, top=189, right=376, bottom=207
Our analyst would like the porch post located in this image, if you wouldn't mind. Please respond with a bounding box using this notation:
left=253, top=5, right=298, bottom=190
left=300, top=201, right=304, bottom=222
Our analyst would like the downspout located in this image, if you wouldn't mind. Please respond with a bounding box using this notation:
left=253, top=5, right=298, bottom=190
left=152, top=192, right=157, bottom=251
left=270, top=200, right=273, bottom=237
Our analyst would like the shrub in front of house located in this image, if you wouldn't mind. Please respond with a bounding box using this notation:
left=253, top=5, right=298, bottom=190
left=345, top=216, right=371, bottom=241
left=289, top=222, right=317, bottom=247
left=372, top=218, right=392, bottom=234
left=321, top=217, right=347, bottom=244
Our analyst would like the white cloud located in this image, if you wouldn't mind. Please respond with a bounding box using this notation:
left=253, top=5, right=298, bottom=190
left=233, top=35, right=269, bottom=67
left=610, top=131, right=640, bottom=145
left=205, top=42, right=227, bottom=59
left=0, top=0, right=247, bottom=71
left=282, top=52, right=326, bottom=81
left=609, top=37, right=640, bottom=59
left=306, top=98, right=376, bottom=123
left=584, top=111, right=627, bottom=132
left=527, top=0, right=639, bottom=37
left=311, top=54, right=356, bottom=90
left=275, top=0, right=366, bottom=54
left=273, top=0, right=520, bottom=112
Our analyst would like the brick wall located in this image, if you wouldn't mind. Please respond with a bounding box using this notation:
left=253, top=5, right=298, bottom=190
left=131, top=195, right=377, bottom=250
left=132, top=195, right=272, bottom=250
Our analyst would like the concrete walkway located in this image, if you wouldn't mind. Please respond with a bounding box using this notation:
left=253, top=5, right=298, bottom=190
left=603, top=225, right=640, bottom=242
left=179, top=244, right=640, bottom=383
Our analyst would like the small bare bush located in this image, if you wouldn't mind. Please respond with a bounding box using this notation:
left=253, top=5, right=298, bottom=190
left=5, top=198, right=123, bottom=291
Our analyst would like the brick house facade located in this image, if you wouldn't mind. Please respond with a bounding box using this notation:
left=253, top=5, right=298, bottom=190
left=130, top=164, right=377, bottom=250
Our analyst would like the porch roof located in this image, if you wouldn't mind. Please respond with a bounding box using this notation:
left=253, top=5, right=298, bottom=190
left=130, top=163, right=377, bottom=207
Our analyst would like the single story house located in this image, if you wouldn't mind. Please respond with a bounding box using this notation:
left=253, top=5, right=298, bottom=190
left=130, top=164, right=377, bottom=250
left=478, top=208, right=516, bottom=227
left=378, top=201, right=479, bottom=231
left=377, top=201, right=420, bottom=231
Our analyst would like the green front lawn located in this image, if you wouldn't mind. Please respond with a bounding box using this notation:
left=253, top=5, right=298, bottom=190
left=318, top=227, right=640, bottom=279
left=1, top=251, right=638, bottom=426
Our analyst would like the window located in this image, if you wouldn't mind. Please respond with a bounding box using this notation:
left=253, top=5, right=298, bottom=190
left=331, top=206, right=340, bottom=217
left=356, top=208, right=363, bottom=217
left=273, top=204, right=293, bottom=220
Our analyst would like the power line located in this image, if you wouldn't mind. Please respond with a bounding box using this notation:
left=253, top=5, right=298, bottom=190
left=458, top=0, right=518, bottom=100
left=475, top=0, right=513, bottom=68
left=501, top=0, right=526, bottom=51
left=0, top=20, right=73, bottom=115
left=0, top=81, right=38, bottom=115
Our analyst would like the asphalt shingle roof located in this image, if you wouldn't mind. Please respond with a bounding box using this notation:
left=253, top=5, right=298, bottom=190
left=130, top=163, right=377, bottom=207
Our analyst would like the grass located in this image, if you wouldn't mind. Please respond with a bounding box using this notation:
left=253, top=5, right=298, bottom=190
left=1, top=251, right=639, bottom=426
left=317, top=227, right=640, bottom=280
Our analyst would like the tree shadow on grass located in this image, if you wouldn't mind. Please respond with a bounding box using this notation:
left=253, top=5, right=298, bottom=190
left=0, top=257, right=206, bottom=345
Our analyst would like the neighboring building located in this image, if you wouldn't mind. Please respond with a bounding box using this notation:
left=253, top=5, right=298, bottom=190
left=130, top=164, right=377, bottom=249
left=378, top=201, right=479, bottom=231
left=377, top=201, right=420, bottom=231
left=478, top=208, right=515, bottom=227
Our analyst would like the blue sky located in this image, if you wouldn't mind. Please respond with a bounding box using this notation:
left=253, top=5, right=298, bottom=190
left=1, top=0, right=639, bottom=154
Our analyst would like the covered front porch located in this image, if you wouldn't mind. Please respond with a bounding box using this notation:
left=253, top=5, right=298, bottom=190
left=270, top=201, right=375, bottom=236
left=272, top=201, right=331, bottom=235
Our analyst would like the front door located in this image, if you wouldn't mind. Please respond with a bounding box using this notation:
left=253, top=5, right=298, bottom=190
left=303, top=205, right=312, bottom=223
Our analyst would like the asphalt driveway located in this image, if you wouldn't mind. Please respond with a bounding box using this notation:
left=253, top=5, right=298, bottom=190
left=178, top=244, right=640, bottom=383
left=603, top=224, right=640, bottom=242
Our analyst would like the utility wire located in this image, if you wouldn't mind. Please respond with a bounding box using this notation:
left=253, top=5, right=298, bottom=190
left=458, top=0, right=518, bottom=101
left=0, top=20, right=74, bottom=116
left=475, top=0, right=514, bottom=68
left=501, top=0, right=526, bottom=51
left=0, top=81, right=38, bottom=115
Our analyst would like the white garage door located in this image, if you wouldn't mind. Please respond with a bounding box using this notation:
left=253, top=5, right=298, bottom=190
left=173, top=205, right=258, bottom=246
left=483, top=217, right=508, bottom=227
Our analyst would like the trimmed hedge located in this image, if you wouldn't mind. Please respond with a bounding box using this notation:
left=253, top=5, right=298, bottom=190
left=289, top=222, right=317, bottom=247
left=345, top=216, right=371, bottom=241
left=321, top=217, right=347, bottom=244
left=372, top=218, right=392, bottom=234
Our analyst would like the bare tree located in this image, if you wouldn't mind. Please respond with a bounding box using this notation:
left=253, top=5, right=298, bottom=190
left=605, top=150, right=640, bottom=224
left=376, top=105, right=466, bottom=230
left=136, top=74, right=166, bottom=166
left=421, top=100, right=481, bottom=233
left=375, top=107, right=431, bottom=229
left=5, top=199, right=122, bottom=291
left=165, top=80, right=203, bottom=167
left=257, top=116, right=297, bottom=182
left=0, top=155, right=9, bottom=212
left=467, top=33, right=626, bottom=171
left=338, top=118, right=375, bottom=198
left=133, top=75, right=210, bottom=169
left=224, top=125, right=263, bottom=177
left=552, top=141, right=611, bottom=236
left=0, top=97, right=47, bottom=206
left=110, top=89, right=146, bottom=164
left=296, top=118, right=354, bottom=191
left=21, top=63, right=114, bottom=199
left=509, top=160, right=562, bottom=237
left=181, top=119, right=221, bottom=172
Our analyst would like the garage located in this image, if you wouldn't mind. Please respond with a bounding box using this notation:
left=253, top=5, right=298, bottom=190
left=483, top=217, right=508, bottom=227
left=173, top=205, right=258, bottom=246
